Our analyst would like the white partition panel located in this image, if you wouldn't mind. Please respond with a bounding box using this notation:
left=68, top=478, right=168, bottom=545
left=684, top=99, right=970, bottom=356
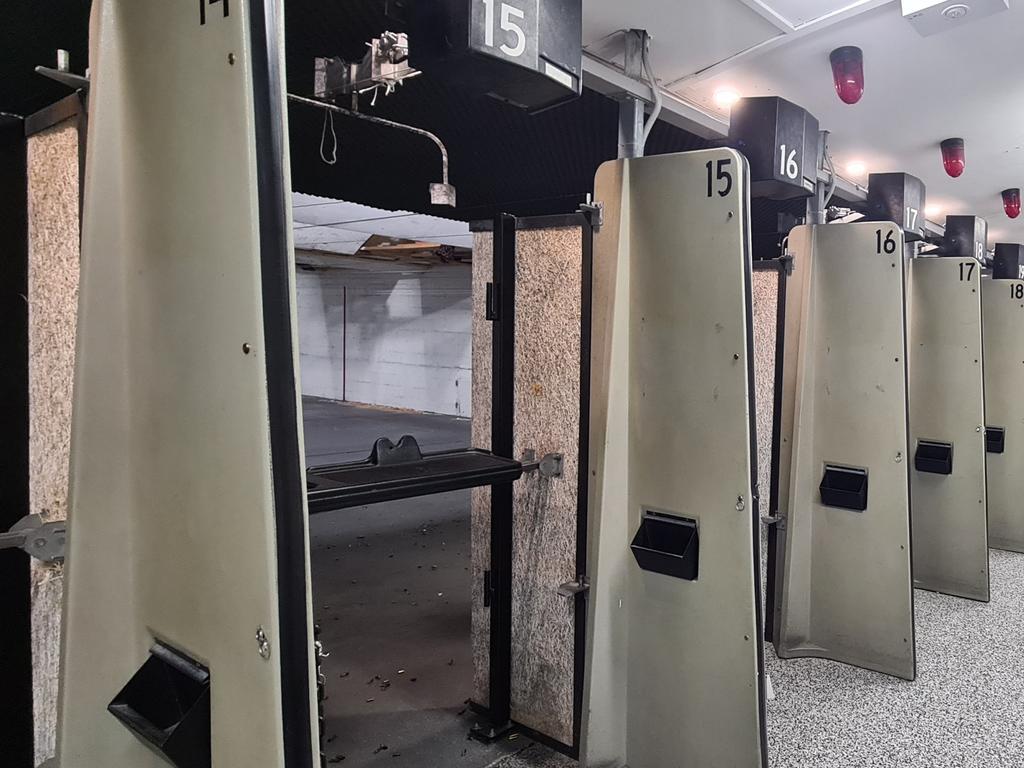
left=58, top=2, right=318, bottom=767
left=582, top=149, right=766, bottom=768
left=775, top=223, right=915, bottom=681
left=908, top=257, right=988, bottom=601
left=983, top=275, right=1024, bottom=552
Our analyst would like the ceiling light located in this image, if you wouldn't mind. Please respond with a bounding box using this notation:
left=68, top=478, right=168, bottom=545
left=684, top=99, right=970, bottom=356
left=925, top=204, right=943, bottom=218
left=713, top=88, right=741, bottom=109
left=940, top=138, right=965, bottom=178
left=846, top=160, right=867, bottom=176
left=830, top=46, right=864, bottom=105
left=1002, top=188, right=1021, bottom=219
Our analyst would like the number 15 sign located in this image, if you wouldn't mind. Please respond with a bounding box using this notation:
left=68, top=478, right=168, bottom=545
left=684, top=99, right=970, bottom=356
left=471, top=0, right=540, bottom=69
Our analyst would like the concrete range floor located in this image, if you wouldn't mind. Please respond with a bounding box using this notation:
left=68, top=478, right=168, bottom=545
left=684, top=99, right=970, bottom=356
left=303, top=397, right=572, bottom=768
left=304, top=397, right=1024, bottom=768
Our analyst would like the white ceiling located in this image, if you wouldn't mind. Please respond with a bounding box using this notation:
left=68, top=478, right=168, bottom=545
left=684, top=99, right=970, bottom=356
left=584, top=0, right=1024, bottom=245
left=292, top=193, right=472, bottom=255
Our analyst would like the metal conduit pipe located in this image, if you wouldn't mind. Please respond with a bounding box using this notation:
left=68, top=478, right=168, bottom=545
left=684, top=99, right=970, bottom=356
left=287, top=93, right=456, bottom=206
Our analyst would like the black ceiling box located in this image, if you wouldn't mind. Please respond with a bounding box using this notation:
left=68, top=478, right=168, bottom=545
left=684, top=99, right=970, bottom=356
left=408, top=0, right=583, bottom=112
left=866, top=172, right=927, bottom=238
left=992, top=243, right=1024, bottom=280
left=728, top=96, right=819, bottom=200
left=943, top=215, right=987, bottom=260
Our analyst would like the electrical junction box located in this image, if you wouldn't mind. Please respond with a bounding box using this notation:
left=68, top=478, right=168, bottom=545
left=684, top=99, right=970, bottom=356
left=728, top=96, right=819, bottom=200
left=867, top=172, right=927, bottom=238
left=992, top=243, right=1024, bottom=280
left=943, top=215, right=987, bottom=260
left=901, top=0, right=1009, bottom=37
left=409, top=0, right=582, bottom=112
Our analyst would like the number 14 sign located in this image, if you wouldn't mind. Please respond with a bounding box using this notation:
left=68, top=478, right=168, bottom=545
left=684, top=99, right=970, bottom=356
left=472, top=0, right=540, bottom=68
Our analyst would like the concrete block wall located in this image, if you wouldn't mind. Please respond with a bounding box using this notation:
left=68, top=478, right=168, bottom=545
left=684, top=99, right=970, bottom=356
left=296, top=262, right=473, bottom=416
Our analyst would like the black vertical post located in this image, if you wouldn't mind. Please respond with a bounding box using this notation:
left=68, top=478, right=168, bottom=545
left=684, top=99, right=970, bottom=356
left=487, top=213, right=516, bottom=733
left=763, top=259, right=788, bottom=644
left=570, top=213, right=593, bottom=754
left=0, top=114, right=34, bottom=765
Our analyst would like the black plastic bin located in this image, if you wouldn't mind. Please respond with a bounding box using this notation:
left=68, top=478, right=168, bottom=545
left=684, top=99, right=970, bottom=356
left=108, top=642, right=211, bottom=768
left=819, top=465, right=868, bottom=512
left=914, top=440, right=953, bottom=475
left=987, top=427, right=1006, bottom=454
left=630, top=510, right=699, bottom=581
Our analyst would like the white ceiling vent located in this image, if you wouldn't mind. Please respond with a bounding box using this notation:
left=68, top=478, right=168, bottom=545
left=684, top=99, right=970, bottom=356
left=901, top=0, right=1010, bottom=36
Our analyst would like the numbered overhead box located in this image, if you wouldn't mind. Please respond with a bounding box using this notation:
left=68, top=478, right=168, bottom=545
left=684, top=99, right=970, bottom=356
left=867, top=172, right=928, bottom=240
left=907, top=251, right=988, bottom=602
left=773, top=222, right=915, bottom=681
left=58, top=2, right=319, bottom=767
left=728, top=96, right=819, bottom=199
left=984, top=243, right=1024, bottom=552
left=409, top=0, right=583, bottom=112
left=583, top=148, right=767, bottom=768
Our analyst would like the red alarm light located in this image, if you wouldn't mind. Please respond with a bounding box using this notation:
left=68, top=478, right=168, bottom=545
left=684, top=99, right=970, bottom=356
left=830, top=46, right=864, bottom=105
left=940, top=138, right=965, bottom=178
left=1003, top=188, right=1021, bottom=219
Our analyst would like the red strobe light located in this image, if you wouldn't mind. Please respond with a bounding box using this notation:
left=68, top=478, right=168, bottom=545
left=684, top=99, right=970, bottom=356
left=830, top=46, right=864, bottom=105
left=940, top=138, right=965, bottom=178
left=1003, top=188, right=1021, bottom=220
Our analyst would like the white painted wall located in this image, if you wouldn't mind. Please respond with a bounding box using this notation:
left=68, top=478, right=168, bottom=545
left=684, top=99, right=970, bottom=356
left=296, top=263, right=473, bottom=416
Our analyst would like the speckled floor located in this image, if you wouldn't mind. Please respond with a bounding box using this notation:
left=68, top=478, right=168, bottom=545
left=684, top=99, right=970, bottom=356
left=765, top=548, right=1024, bottom=768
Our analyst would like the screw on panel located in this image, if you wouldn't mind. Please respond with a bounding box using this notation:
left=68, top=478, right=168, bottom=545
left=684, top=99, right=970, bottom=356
left=242, top=343, right=252, bottom=355
left=228, top=52, right=236, bottom=65
left=256, top=626, right=271, bottom=659
left=895, top=452, right=903, bottom=463
left=735, top=496, right=745, bottom=511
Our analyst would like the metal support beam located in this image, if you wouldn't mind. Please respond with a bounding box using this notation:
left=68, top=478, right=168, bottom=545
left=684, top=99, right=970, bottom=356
left=617, top=96, right=644, bottom=160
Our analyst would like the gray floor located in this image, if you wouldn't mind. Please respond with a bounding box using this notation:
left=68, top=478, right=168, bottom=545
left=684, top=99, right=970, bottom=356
left=765, top=548, right=1024, bottom=768
left=305, top=398, right=564, bottom=768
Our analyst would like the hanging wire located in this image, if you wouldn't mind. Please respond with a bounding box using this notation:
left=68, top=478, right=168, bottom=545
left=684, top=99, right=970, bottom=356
left=823, top=143, right=838, bottom=208
left=320, top=107, right=338, bottom=166
left=640, top=35, right=663, bottom=154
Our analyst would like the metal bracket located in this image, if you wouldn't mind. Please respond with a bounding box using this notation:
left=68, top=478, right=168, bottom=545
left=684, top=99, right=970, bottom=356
left=578, top=200, right=604, bottom=231
left=557, top=575, right=590, bottom=598
left=0, top=515, right=67, bottom=564
left=780, top=252, right=795, bottom=276
left=520, top=449, right=564, bottom=478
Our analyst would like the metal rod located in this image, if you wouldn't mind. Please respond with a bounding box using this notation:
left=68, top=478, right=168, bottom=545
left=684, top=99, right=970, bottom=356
left=287, top=93, right=450, bottom=186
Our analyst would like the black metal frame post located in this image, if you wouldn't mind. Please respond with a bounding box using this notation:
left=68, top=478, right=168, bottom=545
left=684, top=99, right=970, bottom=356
left=484, top=213, right=517, bottom=734
left=752, top=257, right=788, bottom=644
left=0, top=114, right=34, bottom=766
left=570, top=211, right=594, bottom=755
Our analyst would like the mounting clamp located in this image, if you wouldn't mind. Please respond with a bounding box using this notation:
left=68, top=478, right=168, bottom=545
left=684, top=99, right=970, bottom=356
left=520, top=450, right=564, bottom=478
left=0, top=514, right=67, bottom=564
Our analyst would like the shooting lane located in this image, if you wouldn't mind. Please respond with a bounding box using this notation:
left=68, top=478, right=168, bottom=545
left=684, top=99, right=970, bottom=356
left=983, top=243, right=1024, bottom=553
left=582, top=148, right=767, bottom=768
left=470, top=215, right=591, bottom=753
left=907, top=215, right=989, bottom=602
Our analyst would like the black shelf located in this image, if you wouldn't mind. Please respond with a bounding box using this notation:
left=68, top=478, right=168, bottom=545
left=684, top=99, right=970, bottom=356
left=306, top=435, right=525, bottom=514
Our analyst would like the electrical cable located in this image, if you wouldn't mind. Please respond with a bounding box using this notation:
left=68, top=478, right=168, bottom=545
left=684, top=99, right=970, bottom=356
left=320, top=108, right=338, bottom=166
left=823, top=144, right=838, bottom=208
left=640, top=36, right=663, bottom=154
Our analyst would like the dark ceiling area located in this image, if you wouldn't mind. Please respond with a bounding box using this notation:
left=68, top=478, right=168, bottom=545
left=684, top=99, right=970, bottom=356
left=283, top=1, right=714, bottom=221
left=4, top=0, right=803, bottom=230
